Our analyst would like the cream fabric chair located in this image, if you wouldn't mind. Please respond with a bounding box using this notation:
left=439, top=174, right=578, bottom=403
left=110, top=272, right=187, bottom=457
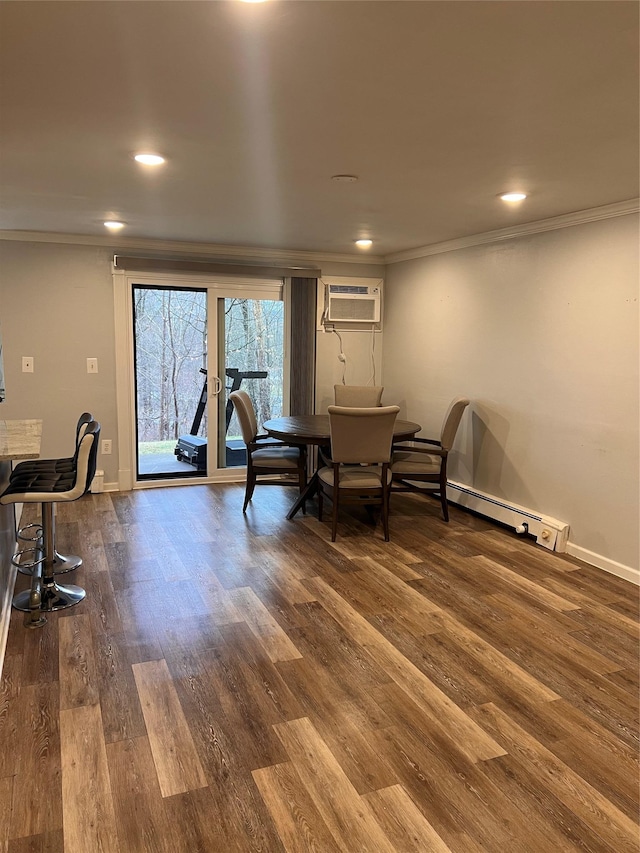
left=391, top=397, right=470, bottom=521
left=334, top=385, right=384, bottom=407
left=318, top=404, right=400, bottom=541
left=230, top=390, right=307, bottom=512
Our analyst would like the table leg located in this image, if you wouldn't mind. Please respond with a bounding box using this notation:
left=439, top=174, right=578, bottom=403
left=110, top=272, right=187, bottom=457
left=286, top=471, right=319, bottom=520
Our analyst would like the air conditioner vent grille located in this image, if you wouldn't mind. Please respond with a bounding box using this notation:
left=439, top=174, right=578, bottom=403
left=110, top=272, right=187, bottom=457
left=329, top=285, right=370, bottom=295
left=328, top=297, right=378, bottom=322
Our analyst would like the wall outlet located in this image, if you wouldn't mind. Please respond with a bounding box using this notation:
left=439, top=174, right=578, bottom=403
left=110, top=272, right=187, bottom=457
left=101, top=439, right=112, bottom=455
left=87, top=357, right=98, bottom=374
left=22, top=356, right=34, bottom=373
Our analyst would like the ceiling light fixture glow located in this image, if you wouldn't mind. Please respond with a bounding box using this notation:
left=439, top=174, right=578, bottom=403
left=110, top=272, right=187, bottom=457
left=355, top=239, right=373, bottom=249
left=134, top=153, right=165, bottom=166
left=104, top=220, right=125, bottom=230
left=500, top=192, right=527, bottom=202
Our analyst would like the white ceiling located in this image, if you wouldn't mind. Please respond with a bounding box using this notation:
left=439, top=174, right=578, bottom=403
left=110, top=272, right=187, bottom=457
left=1, top=1, right=638, bottom=258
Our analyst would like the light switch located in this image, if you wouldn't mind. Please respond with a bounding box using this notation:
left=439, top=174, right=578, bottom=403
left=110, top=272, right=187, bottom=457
left=22, top=357, right=34, bottom=373
left=87, top=358, right=98, bottom=374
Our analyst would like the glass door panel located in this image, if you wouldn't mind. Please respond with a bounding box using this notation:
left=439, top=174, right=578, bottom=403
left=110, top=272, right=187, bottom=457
left=133, top=285, right=208, bottom=480
left=218, top=296, right=285, bottom=470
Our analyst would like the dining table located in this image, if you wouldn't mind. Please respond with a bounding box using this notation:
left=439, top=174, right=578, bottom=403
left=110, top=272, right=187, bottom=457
left=263, top=413, right=421, bottom=519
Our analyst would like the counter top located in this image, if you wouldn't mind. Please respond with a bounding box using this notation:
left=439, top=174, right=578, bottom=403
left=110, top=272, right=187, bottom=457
left=0, top=419, right=42, bottom=460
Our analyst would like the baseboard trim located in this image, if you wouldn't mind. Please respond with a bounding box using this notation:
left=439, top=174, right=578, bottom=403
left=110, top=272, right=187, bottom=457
left=565, top=542, right=639, bottom=586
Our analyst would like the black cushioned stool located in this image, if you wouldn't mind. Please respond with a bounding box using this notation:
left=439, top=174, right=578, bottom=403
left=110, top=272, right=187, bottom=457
left=10, top=412, right=93, bottom=576
left=1, top=420, right=100, bottom=626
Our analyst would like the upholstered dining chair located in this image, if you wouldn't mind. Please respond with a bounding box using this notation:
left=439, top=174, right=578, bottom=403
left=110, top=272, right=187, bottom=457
left=334, top=385, right=384, bottom=407
left=230, top=390, right=307, bottom=512
left=318, top=404, right=400, bottom=542
left=390, top=397, right=470, bottom=522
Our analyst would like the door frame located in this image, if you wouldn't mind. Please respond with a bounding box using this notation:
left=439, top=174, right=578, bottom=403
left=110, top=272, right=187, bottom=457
left=113, top=267, right=289, bottom=491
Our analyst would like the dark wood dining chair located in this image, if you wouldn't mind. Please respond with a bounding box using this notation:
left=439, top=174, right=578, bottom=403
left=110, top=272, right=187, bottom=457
left=230, top=391, right=307, bottom=512
left=318, top=404, right=400, bottom=541
left=390, top=397, right=470, bottom=521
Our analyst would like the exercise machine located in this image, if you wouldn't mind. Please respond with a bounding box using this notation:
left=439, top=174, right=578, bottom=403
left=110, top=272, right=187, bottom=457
left=174, top=367, right=268, bottom=470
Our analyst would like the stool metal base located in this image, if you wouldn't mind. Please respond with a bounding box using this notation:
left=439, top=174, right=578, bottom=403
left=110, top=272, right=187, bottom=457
left=13, top=581, right=86, bottom=613
left=52, top=551, right=83, bottom=574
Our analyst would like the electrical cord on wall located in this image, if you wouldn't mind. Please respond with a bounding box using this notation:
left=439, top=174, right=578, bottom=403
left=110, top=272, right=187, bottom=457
left=332, top=328, right=347, bottom=384
left=367, top=323, right=377, bottom=385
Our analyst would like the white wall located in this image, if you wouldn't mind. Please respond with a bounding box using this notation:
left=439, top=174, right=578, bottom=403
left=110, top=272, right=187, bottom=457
left=382, top=214, right=639, bottom=572
left=315, top=326, right=383, bottom=412
left=0, top=241, right=119, bottom=481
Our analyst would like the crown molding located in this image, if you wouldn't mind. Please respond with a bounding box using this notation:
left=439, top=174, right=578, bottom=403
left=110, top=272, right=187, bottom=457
left=384, top=198, right=640, bottom=264
left=1, top=198, right=636, bottom=268
left=0, top=230, right=384, bottom=267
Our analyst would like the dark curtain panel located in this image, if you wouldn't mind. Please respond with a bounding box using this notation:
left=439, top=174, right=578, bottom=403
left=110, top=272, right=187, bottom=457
left=289, top=278, right=317, bottom=415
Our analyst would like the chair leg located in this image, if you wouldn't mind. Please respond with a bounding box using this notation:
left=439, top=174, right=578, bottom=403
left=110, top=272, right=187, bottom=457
left=331, top=492, right=339, bottom=542
left=440, top=467, right=449, bottom=522
left=382, top=485, right=390, bottom=541
left=317, top=487, right=323, bottom=520
left=243, top=473, right=256, bottom=512
left=242, top=457, right=257, bottom=512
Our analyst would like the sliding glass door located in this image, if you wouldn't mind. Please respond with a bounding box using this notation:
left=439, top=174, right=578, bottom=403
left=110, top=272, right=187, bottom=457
left=130, top=276, right=285, bottom=483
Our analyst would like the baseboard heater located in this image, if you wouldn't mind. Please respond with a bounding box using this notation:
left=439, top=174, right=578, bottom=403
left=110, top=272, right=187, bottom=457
left=446, top=481, right=569, bottom=552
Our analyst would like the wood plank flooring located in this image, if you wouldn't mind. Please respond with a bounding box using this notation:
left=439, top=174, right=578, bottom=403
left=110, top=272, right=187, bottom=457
left=1, top=484, right=638, bottom=852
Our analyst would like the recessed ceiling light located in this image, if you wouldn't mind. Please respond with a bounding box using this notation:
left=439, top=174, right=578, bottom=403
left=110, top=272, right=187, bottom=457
left=355, top=239, right=373, bottom=249
left=332, top=175, right=359, bottom=183
left=134, top=153, right=165, bottom=166
left=104, top=220, right=125, bottom=230
left=239, top=0, right=268, bottom=4
left=500, top=192, right=527, bottom=202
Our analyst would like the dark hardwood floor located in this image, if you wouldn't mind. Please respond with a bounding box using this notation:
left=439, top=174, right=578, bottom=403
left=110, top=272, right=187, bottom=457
left=1, top=484, right=638, bottom=852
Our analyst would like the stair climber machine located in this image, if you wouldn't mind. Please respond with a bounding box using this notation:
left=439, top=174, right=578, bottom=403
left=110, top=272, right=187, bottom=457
left=174, top=367, right=268, bottom=471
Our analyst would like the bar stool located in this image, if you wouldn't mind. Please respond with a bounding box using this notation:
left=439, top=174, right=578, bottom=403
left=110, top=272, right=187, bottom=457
left=11, top=412, right=93, bottom=479
left=1, top=420, right=101, bottom=626
left=10, top=413, right=93, bottom=576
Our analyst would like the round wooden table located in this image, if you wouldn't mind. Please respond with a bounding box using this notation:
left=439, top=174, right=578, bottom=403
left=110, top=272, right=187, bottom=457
left=264, top=414, right=421, bottom=445
left=263, top=414, right=421, bottom=519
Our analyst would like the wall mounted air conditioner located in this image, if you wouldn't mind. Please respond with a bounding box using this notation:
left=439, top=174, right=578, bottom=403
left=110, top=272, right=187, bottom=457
left=326, top=284, right=381, bottom=323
